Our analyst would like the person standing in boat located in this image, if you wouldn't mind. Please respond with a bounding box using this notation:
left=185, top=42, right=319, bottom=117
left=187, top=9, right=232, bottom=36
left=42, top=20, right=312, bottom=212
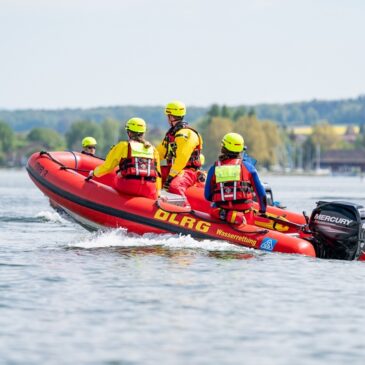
left=204, top=133, right=267, bottom=225
left=156, top=100, right=204, bottom=195
left=89, top=118, right=161, bottom=199
left=81, top=137, right=97, bottom=156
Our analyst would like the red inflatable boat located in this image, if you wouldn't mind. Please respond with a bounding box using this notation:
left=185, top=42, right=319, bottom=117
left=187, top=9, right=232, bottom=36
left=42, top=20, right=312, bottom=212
left=26, top=151, right=317, bottom=257
left=27, top=151, right=365, bottom=260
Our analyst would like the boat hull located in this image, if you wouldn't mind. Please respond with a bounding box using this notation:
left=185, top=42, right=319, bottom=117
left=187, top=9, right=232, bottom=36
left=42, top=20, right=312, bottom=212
left=27, top=151, right=316, bottom=257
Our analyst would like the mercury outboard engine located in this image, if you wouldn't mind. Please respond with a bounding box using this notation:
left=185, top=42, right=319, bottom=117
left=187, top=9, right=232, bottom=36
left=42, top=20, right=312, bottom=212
left=308, top=201, right=365, bottom=260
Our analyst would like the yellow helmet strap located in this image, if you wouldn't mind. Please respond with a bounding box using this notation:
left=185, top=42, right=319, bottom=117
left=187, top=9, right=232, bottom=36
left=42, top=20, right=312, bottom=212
left=220, top=146, right=241, bottom=157
left=168, top=114, right=183, bottom=122
left=127, top=130, right=144, bottom=138
left=168, top=116, right=184, bottom=128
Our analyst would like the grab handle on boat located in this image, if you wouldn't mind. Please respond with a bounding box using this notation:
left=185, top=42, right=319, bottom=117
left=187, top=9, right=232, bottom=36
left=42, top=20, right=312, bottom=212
left=85, top=171, right=94, bottom=182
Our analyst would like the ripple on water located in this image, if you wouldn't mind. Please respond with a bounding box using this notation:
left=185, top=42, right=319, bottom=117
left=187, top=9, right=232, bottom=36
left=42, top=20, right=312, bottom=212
left=1, top=170, right=365, bottom=364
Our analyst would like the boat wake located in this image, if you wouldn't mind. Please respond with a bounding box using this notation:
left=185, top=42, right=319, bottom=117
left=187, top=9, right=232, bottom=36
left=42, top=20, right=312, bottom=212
left=0, top=210, right=69, bottom=224
left=68, top=228, right=251, bottom=253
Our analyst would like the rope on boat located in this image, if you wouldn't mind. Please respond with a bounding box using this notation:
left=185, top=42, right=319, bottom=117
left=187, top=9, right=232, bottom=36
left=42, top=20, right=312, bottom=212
left=60, top=166, right=91, bottom=173
left=39, top=151, right=90, bottom=173
left=39, top=151, right=64, bottom=167
left=37, top=152, right=287, bottom=236
left=69, top=150, right=78, bottom=170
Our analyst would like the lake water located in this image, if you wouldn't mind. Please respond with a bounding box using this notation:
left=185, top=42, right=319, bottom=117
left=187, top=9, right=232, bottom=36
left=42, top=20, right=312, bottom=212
left=1, top=170, right=365, bottom=365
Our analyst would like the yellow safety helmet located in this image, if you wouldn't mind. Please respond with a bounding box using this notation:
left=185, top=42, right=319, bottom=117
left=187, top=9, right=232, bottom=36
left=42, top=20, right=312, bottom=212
left=165, top=100, right=186, bottom=117
left=82, top=136, right=97, bottom=147
left=125, top=117, right=146, bottom=133
left=221, top=133, right=244, bottom=153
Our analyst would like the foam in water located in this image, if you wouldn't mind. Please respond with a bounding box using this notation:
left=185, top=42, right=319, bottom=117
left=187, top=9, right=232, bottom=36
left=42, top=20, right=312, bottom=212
left=68, top=228, right=248, bottom=252
left=35, top=210, right=68, bottom=224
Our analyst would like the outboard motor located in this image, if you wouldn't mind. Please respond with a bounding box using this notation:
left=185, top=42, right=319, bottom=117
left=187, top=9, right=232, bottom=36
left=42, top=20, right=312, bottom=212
left=308, top=201, right=365, bottom=260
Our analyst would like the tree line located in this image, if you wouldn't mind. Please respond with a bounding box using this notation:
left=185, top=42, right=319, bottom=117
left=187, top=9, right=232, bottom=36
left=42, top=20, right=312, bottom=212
left=197, top=105, right=365, bottom=169
left=0, top=106, right=207, bottom=133
left=1, top=96, right=365, bottom=134
left=1, top=103, right=365, bottom=169
left=0, top=119, right=123, bottom=166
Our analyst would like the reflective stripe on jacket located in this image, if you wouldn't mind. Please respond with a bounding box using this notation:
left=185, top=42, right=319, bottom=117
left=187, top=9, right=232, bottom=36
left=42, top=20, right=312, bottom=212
left=119, top=141, right=158, bottom=179
left=211, top=158, right=253, bottom=203
left=156, top=123, right=203, bottom=177
left=93, top=140, right=161, bottom=194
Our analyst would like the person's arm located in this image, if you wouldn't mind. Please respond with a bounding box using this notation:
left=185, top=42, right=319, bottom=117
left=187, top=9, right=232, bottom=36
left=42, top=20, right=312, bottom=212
left=153, top=147, right=162, bottom=195
left=169, top=129, right=199, bottom=177
left=156, top=140, right=167, bottom=160
left=244, top=161, right=267, bottom=213
left=204, top=165, right=215, bottom=201
left=94, top=142, right=128, bottom=177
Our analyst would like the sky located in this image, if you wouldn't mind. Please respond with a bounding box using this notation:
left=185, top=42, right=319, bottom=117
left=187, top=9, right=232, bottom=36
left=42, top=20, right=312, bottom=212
left=1, top=0, right=364, bottom=109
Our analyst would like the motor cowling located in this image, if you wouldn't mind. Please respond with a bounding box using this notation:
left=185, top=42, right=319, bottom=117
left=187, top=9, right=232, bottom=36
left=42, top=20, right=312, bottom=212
left=308, top=201, right=365, bottom=260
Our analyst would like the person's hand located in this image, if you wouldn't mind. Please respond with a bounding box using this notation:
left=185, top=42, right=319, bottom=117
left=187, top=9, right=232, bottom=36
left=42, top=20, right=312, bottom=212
left=85, top=170, right=94, bottom=181
left=163, top=175, right=173, bottom=191
left=197, top=170, right=207, bottom=183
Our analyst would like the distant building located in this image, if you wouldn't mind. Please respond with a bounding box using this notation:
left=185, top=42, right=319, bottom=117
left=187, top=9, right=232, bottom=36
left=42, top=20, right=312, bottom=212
left=290, top=124, right=360, bottom=143
left=320, top=149, right=365, bottom=173
left=342, top=125, right=358, bottom=143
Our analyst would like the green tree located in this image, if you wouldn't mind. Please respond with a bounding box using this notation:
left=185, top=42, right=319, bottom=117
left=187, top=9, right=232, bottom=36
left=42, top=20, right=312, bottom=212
left=302, top=137, right=316, bottom=170
left=355, top=122, right=365, bottom=148
left=306, top=107, right=319, bottom=123
left=221, top=105, right=231, bottom=118
left=207, top=104, right=220, bottom=118
left=27, top=128, right=65, bottom=150
left=0, top=120, right=15, bottom=153
left=147, top=127, right=164, bottom=146
left=201, top=117, right=233, bottom=164
left=0, top=140, right=5, bottom=165
left=100, top=119, right=120, bottom=156
left=235, top=116, right=270, bottom=166
left=233, top=106, right=247, bottom=121
left=65, top=120, right=104, bottom=151
left=289, top=106, right=304, bottom=123
left=310, top=121, right=340, bottom=150
left=248, top=108, right=256, bottom=117
left=261, top=120, right=283, bottom=167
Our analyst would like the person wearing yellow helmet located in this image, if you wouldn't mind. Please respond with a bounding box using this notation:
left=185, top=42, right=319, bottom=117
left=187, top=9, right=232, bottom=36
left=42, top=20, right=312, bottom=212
left=89, top=118, right=161, bottom=199
left=204, top=132, right=267, bottom=225
left=81, top=136, right=97, bottom=156
left=156, top=100, right=204, bottom=195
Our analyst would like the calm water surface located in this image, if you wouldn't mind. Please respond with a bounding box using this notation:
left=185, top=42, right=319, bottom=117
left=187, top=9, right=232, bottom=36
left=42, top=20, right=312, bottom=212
left=1, top=170, right=365, bottom=365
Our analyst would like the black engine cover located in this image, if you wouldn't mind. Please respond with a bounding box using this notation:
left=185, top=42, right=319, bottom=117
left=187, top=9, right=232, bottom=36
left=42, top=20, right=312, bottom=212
left=309, top=201, right=365, bottom=260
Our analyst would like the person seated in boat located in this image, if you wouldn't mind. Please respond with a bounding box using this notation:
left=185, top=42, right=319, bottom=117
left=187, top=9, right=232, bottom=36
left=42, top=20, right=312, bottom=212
left=156, top=100, right=204, bottom=196
left=204, top=132, right=267, bottom=225
left=89, top=118, right=161, bottom=199
left=81, top=137, right=97, bottom=157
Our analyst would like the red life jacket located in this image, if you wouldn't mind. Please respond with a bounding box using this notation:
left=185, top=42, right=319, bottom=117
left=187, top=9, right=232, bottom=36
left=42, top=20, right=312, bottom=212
left=162, top=123, right=202, bottom=169
left=211, top=158, right=253, bottom=208
left=119, top=141, right=158, bottom=180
